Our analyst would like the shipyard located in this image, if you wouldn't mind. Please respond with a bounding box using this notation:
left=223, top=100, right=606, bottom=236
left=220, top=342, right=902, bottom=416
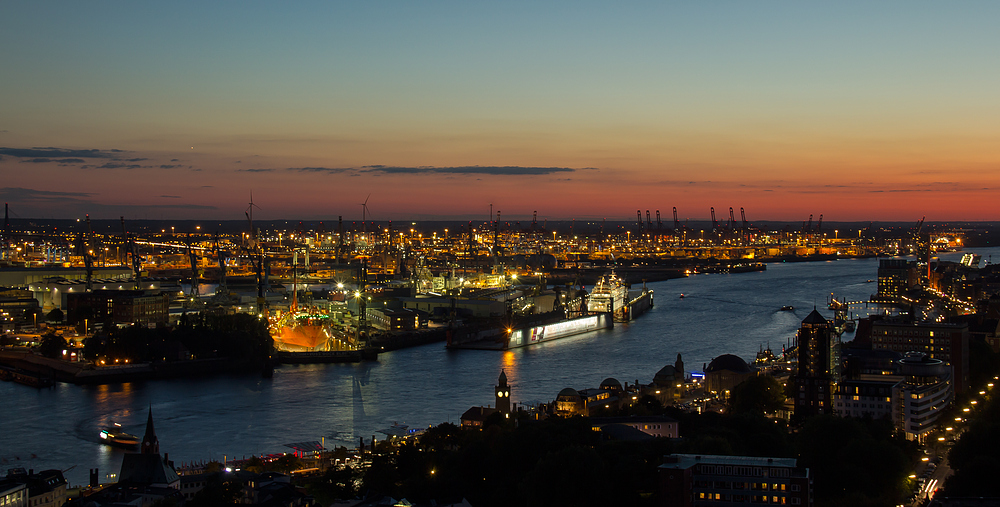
left=5, top=2, right=1000, bottom=504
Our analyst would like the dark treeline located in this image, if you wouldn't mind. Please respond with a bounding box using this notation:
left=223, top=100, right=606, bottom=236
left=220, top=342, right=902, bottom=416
left=943, top=376, right=1000, bottom=496
left=78, top=313, right=272, bottom=366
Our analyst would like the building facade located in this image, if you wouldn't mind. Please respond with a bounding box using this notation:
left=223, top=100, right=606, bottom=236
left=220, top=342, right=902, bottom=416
left=869, top=317, right=969, bottom=393
left=659, top=454, right=812, bottom=507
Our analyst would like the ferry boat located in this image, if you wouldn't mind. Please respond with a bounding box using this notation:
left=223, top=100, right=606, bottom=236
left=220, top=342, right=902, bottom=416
left=100, top=423, right=139, bottom=449
left=779, top=305, right=794, bottom=311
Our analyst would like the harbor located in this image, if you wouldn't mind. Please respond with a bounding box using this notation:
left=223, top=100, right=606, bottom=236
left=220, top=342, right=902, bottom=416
left=0, top=253, right=895, bottom=487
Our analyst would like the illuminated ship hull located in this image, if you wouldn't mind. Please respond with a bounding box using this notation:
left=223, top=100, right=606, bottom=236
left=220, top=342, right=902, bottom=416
left=504, top=313, right=613, bottom=349
left=275, top=323, right=330, bottom=350
left=271, top=310, right=356, bottom=352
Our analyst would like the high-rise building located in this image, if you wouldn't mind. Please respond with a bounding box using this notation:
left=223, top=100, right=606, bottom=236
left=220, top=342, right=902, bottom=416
left=869, top=317, right=969, bottom=393
left=874, top=259, right=916, bottom=303
left=794, top=309, right=839, bottom=420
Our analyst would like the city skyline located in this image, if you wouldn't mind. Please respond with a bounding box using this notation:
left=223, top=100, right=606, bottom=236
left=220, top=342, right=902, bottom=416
left=2, top=2, right=999, bottom=222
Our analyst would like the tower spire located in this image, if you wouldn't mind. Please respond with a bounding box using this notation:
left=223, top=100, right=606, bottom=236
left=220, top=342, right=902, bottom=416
left=142, top=406, right=159, bottom=454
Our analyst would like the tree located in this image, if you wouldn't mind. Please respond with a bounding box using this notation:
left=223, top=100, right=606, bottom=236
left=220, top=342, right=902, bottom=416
left=46, top=308, right=64, bottom=323
left=728, top=374, right=786, bottom=415
left=39, top=333, right=67, bottom=359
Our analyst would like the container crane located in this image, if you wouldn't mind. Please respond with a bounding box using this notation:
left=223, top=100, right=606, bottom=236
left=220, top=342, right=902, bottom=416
left=740, top=208, right=749, bottom=244
left=214, top=232, right=227, bottom=294
left=186, top=233, right=199, bottom=299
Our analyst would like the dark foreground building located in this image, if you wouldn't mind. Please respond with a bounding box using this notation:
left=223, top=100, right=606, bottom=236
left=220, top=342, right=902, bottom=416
left=659, top=454, right=812, bottom=506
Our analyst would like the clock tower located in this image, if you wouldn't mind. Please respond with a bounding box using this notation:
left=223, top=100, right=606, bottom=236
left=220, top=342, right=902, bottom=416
left=495, top=370, right=510, bottom=414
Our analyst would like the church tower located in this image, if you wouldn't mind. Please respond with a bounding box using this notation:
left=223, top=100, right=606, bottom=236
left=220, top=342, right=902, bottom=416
left=141, top=406, right=159, bottom=454
left=495, top=370, right=510, bottom=414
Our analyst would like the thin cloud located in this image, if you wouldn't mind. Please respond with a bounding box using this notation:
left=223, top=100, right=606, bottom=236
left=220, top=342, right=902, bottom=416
left=159, top=164, right=182, bottom=169
left=0, top=187, right=94, bottom=202
left=160, top=195, right=181, bottom=198
left=0, top=186, right=217, bottom=215
left=360, top=165, right=580, bottom=175
left=287, top=167, right=349, bottom=174
left=19, top=157, right=87, bottom=164
left=238, top=168, right=276, bottom=173
left=82, top=162, right=143, bottom=169
left=0, top=147, right=125, bottom=159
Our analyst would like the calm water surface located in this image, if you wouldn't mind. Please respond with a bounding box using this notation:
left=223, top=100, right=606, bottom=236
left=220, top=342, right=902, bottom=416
left=2, top=249, right=993, bottom=485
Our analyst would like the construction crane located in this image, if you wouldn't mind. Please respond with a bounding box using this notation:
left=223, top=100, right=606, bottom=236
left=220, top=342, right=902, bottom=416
left=710, top=207, right=718, bottom=233
left=636, top=210, right=643, bottom=232
left=84, top=215, right=94, bottom=291
left=214, top=232, right=227, bottom=295
left=673, top=207, right=680, bottom=232
left=655, top=210, right=662, bottom=229
left=186, top=233, right=199, bottom=299
left=729, top=207, right=736, bottom=233
left=121, top=217, right=143, bottom=289
left=805, top=214, right=813, bottom=233
left=120, top=216, right=127, bottom=265
left=76, top=231, right=93, bottom=292
left=740, top=208, right=749, bottom=244
left=646, top=210, right=652, bottom=229
left=816, top=214, right=823, bottom=233
left=914, top=216, right=925, bottom=235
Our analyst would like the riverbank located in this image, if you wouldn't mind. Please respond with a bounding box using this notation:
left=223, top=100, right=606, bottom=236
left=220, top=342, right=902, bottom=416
left=0, top=349, right=265, bottom=385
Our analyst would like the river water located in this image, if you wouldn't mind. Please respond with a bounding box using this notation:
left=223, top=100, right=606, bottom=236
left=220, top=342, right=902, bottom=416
left=2, top=249, right=993, bottom=485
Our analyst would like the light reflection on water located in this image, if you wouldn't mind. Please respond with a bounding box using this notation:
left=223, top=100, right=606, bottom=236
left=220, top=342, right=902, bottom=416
left=3, top=248, right=998, bottom=486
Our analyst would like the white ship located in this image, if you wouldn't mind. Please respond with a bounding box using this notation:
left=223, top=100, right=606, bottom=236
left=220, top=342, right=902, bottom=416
left=588, top=272, right=628, bottom=318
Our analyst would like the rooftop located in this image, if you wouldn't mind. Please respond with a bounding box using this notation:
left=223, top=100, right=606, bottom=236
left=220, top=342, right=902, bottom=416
left=660, top=454, right=800, bottom=470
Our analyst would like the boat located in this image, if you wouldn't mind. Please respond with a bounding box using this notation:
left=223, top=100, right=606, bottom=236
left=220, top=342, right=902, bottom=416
left=0, top=366, right=54, bottom=388
left=679, top=294, right=685, bottom=299
left=504, top=313, right=614, bottom=349
left=587, top=272, right=628, bottom=318
left=100, top=423, right=139, bottom=449
left=779, top=306, right=794, bottom=311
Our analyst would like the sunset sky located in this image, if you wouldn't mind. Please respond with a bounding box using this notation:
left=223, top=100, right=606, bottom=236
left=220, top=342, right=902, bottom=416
left=2, top=2, right=999, bottom=223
